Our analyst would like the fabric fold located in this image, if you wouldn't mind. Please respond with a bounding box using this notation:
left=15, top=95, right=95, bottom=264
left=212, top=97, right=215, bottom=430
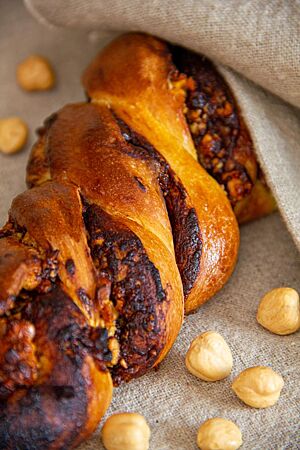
left=24, top=0, right=300, bottom=109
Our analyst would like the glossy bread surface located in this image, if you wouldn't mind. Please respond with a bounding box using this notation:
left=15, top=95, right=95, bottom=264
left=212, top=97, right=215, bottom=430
left=0, top=33, right=243, bottom=449
left=83, top=32, right=275, bottom=224
left=83, top=33, right=240, bottom=313
left=0, top=104, right=184, bottom=448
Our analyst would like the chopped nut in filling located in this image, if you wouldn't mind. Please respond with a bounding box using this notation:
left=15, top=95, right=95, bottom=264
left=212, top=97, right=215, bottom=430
left=0, top=318, right=38, bottom=398
left=0, top=222, right=121, bottom=398
left=168, top=47, right=260, bottom=207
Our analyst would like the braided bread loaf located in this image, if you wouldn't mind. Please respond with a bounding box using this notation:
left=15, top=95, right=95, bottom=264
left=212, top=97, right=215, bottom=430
left=0, top=34, right=240, bottom=449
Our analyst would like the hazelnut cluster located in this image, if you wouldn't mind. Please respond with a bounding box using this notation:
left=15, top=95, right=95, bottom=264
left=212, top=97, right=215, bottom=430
left=183, top=285, right=298, bottom=449
left=101, top=285, right=296, bottom=449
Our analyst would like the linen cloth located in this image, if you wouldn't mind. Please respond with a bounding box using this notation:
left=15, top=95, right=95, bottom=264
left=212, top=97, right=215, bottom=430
left=0, top=1, right=299, bottom=449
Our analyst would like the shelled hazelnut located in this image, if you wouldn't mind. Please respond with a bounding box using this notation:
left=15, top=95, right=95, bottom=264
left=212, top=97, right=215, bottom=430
left=197, top=418, right=242, bottom=450
left=232, top=366, right=284, bottom=408
left=17, top=55, right=55, bottom=91
left=185, top=331, right=233, bottom=381
left=0, top=117, right=28, bottom=154
left=102, top=412, right=150, bottom=450
left=257, top=287, right=300, bottom=335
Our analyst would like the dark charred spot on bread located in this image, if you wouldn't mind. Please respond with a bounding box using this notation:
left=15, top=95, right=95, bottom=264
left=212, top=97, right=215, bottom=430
left=36, top=111, right=57, bottom=138
left=0, top=231, right=53, bottom=315
left=0, top=287, right=112, bottom=450
left=115, top=117, right=202, bottom=297
left=53, top=385, right=75, bottom=399
left=134, top=176, right=147, bottom=192
left=83, top=203, right=167, bottom=384
left=65, top=258, right=76, bottom=276
left=0, top=382, right=87, bottom=450
left=0, top=288, right=104, bottom=450
left=169, top=45, right=257, bottom=207
left=76, top=287, right=94, bottom=314
left=43, top=112, right=59, bottom=132
left=0, top=375, right=88, bottom=450
left=56, top=322, right=111, bottom=371
left=26, top=288, right=111, bottom=375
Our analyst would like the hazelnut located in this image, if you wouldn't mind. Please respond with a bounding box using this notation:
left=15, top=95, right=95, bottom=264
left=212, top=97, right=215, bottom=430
left=0, top=117, right=28, bottom=154
left=16, top=55, right=55, bottom=91
left=107, top=337, right=120, bottom=365
left=185, top=331, right=233, bottom=381
left=232, top=366, right=284, bottom=408
left=257, top=287, right=300, bottom=335
left=197, top=418, right=242, bottom=450
left=101, top=412, right=150, bottom=450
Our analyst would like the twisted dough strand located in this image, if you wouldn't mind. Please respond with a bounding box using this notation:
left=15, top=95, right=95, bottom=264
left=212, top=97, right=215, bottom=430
left=0, top=34, right=240, bottom=449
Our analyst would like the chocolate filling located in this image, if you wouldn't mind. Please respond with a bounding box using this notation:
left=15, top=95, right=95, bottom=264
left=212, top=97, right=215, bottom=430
left=0, top=224, right=112, bottom=401
left=83, top=203, right=167, bottom=385
left=2, top=105, right=174, bottom=390
left=169, top=45, right=255, bottom=206
left=116, top=117, right=202, bottom=298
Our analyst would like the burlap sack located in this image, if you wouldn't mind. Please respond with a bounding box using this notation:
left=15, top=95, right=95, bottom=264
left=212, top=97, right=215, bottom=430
left=0, top=1, right=299, bottom=449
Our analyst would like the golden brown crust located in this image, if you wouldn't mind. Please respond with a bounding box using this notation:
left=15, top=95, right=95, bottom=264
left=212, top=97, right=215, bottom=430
left=83, top=32, right=240, bottom=313
left=32, top=102, right=184, bottom=364
left=10, top=182, right=98, bottom=322
left=114, top=116, right=202, bottom=299
left=83, top=33, right=197, bottom=158
left=0, top=101, right=184, bottom=447
left=83, top=32, right=275, bottom=225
